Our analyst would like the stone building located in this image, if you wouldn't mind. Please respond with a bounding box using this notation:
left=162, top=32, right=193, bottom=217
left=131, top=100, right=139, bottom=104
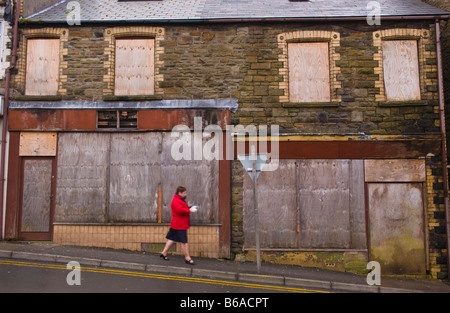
left=2, top=0, right=450, bottom=278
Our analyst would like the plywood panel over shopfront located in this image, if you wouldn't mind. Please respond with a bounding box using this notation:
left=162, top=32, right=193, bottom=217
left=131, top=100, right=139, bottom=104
left=55, top=132, right=219, bottom=225
left=244, top=159, right=365, bottom=250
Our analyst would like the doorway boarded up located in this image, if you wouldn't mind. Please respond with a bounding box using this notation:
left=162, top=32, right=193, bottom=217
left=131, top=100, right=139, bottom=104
left=365, top=159, right=427, bottom=275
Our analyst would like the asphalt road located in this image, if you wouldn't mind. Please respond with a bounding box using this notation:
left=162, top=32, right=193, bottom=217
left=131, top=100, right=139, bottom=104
left=0, top=259, right=332, bottom=294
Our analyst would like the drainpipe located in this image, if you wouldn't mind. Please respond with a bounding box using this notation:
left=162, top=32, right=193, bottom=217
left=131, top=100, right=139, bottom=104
left=435, top=19, right=450, bottom=278
left=0, top=0, right=20, bottom=239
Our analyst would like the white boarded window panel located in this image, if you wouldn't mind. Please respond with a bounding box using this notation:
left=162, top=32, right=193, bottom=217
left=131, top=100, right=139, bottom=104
left=382, top=40, right=421, bottom=101
left=25, top=39, right=60, bottom=96
left=115, top=38, right=154, bottom=96
left=288, top=42, right=330, bottom=102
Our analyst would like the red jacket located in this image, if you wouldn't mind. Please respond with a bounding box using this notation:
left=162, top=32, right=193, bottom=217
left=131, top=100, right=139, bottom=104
left=170, top=193, right=190, bottom=230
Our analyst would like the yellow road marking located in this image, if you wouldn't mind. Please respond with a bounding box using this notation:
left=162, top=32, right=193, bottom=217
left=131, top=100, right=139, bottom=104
left=0, top=259, right=331, bottom=293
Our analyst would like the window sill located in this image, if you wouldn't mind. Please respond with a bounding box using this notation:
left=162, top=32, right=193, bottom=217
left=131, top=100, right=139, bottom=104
left=281, top=101, right=340, bottom=108
left=103, top=95, right=163, bottom=101
left=11, top=95, right=63, bottom=101
left=378, top=100, right=430, bottom=107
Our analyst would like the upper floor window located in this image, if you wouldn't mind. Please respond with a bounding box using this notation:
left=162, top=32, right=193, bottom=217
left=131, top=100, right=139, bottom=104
left=114, top=38, right=155, bottom=96
left=288, top=42, right=330, bottom=102
left=278, top=30, right=341, bottom=104
left=25, top=38, right=60, bottom=96
left=382, top=40, right=421, bottom=101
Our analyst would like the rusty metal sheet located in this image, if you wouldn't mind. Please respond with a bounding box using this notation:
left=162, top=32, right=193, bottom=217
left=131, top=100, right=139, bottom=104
left=21, top=159, right=53, bottom=232
left=368, top=183, right=426, bottom=274
left=109, top=133, right=161, bottom=222
left=243, top=160, right=298, bottom=249
left=55, top=133, right=110, bottom=223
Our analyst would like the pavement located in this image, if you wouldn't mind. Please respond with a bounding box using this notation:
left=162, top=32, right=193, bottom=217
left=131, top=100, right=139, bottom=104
left=0, top=240, right=449, bottom=293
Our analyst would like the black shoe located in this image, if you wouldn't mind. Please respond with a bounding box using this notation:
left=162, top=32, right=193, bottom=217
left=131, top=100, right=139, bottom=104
left=185, top=258, right=195, bottom=265
left=160, top=254, right=169, bottom=261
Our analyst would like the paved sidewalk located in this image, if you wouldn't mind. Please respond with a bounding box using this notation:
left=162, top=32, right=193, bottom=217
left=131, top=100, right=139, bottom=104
left=0, top=241, right=449, bottom=293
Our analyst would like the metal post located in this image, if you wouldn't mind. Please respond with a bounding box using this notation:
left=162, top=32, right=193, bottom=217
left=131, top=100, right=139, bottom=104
left=252, top=158, right=261, bottom=273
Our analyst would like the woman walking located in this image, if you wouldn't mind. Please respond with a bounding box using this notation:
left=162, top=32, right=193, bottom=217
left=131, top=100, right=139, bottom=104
left=160, top=186, right=196, bottom=265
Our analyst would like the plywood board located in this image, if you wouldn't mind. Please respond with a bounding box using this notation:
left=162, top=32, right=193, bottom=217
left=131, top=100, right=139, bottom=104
left=55, top=133, right=110, bottom=223
left=25, top=38, right=60, bottom=96
left=243, top=160, right=298, bottom=248
left=115, top=38, right=155, bottom=96
left=364, top=159, right=425, bottom=182
left=21, top=159, right=53, bottom=232
left=288, top=42, right=330, bottom=102
left=382, top=40, right=421, bottom=101
left=160, top=132, right=219, bottom=225
left=368, top=183, right=426, bottom=274
left=19, top=132, right=57, bottom=156
left=109, top=133, right=161, bottom=222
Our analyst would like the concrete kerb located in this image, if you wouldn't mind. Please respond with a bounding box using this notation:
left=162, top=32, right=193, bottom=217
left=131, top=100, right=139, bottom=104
left=0, top=249, right=420, bottom=293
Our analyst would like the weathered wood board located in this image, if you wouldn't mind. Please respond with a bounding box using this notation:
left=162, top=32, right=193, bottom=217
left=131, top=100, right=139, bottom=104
left=115, top=38, right=155, bottom=96
left=21, top=159, right=53, bottom=232
left=55, top=133, right=110, bottom=223
left=364, top=159, right=425, bottom=182
left=19, top=132, right=57, bottom=156
left=25, top=38, right=60, bottom=96
left=382, top=40, right=421, bottom=101
left=288, top=42, right=330, bottom=102
left=368, top=183, right=426, bottom=274
left=109, top=133, right=161, bottom=222
left=244, top=160, right=298, bottom=248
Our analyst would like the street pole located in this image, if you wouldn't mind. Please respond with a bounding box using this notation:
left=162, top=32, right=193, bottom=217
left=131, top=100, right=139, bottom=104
left=252, top=157, right=261, bottom=274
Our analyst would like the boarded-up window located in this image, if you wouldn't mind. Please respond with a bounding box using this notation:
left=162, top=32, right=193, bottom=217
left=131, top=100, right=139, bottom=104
left=288, top=42, right=331, bottom=102
left=382, top=40, right=421, bottom=101
left=115, top=38, right=154, bottom=96
left=25, top=38, right=60, bottom=96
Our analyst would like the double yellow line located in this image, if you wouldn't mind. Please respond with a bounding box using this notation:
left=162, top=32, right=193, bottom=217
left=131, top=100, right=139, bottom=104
left=0, top=259, right=331, bottom=293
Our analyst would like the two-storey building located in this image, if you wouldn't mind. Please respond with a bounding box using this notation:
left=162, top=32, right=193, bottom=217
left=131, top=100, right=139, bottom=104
left=2, top=0, right=450, bottom=278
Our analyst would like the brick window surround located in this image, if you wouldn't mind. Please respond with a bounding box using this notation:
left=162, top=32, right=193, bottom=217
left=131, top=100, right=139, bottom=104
left=277, top=30, right=342, bottom=104
left=15, top=27, right=69, bottom=96
left=373, top=28, right=435, bottom=103
left=103, top=26, right=165, bottom=97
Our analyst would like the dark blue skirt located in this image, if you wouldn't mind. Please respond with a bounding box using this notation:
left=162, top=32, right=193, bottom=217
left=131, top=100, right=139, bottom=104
left=166, top=228, right=188, bottom=243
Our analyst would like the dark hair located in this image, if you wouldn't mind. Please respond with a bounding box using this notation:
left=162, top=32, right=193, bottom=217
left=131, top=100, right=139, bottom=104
left=176, top=186, right=186, bottom=194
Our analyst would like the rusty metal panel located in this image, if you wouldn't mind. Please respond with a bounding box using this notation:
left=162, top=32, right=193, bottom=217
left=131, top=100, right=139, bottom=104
left=21, top=159, right=53, bottom=232
left=160, top=132, right=219, bottom=225
left=368, top=183, right=426, bottom=274
left=109, top=133, right=161, bottom=222
left=19, top=132, right=57, bottom=156
left=244, top=160, right=298, bottom=248
left=365, top=159, right=425, bottom=182
left=55, top=133, right=110, bottom=223
left=349, top=160, right=366, bottom=249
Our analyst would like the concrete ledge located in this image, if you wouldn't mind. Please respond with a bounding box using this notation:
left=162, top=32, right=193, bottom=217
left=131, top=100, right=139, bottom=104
left=55, top=255, right=102, bottom=267
left=11, top=251, right=56, bottom=263
left=146, top=264, right=192, bottom=276
left=192, top=268, right=238, bottom=281
left=100, top=260, right=146, bottom=272
left=0, top=250, right=12, bottom=258
left=238, top=273, right=285, bottom=285
left=285, top=277, right=332, bottom=290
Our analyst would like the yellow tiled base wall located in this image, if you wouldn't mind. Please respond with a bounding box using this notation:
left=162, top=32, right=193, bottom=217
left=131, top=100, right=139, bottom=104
left=53, top=225, right=220, bottom=258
